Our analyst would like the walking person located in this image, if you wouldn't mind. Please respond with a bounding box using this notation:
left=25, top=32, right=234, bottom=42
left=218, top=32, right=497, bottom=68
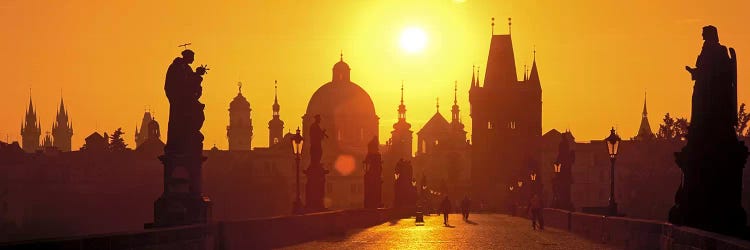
left=527, top=194, right=544, bottom=230
left=461, top=195, right=471, bottom=221
left=441, top=195, right=452, bottom=226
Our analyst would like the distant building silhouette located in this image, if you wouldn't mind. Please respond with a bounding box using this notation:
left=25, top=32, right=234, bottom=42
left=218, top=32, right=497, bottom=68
left=51, top=98, right=73, bottom=152
left=633, top=93, right=655, bottom=141
left=388, top=83, right=413, bottom=160
left=81, top=132, right=108, bottom=152
left=136, top=119, right=165, bottom=156
left=134, top=111, right=154, bottom=148
left=413, top=84, right=470, bottom=198
left=302, top=54, right=377, bottom=208
left=470, top=21, right=542, bottom=209
left=268, top=81, right=285, bottom=147
left=227, top=83, right=253, bottom=151
left=20, top=96, right=41, bottom=153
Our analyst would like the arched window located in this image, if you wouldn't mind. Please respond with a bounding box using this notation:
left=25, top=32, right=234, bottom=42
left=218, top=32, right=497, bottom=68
left=273, top=137, right=279, bottom=145
left=421, top=140, right=427, bottom=154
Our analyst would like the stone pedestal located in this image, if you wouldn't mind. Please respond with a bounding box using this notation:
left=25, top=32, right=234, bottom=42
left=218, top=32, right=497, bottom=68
left=304, top=164, right=328, bottom=212
left=148, top=154, right=212, bottom=228
left=364, top=174, right=382, bottom=209
left=670, top=140, right=748, bottom=236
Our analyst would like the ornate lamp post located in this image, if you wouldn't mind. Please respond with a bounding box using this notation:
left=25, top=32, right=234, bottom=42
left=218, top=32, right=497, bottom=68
left=291, top=127, right=304, bottom=214
left=604, top=127, right=621, bottom=216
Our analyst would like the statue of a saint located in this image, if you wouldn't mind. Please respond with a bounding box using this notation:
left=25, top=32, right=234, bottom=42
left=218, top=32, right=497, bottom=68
left=164, top=50, right=208, bottom=155
left=685, top=25, right=737, bottom=141
left=309, top=114, right=327, bottom=165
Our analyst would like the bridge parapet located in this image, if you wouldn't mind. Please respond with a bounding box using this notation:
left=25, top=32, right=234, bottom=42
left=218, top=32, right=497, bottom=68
left=542, top=208, right=750, bottom=250
left=0, top=208, right=408, bottom=250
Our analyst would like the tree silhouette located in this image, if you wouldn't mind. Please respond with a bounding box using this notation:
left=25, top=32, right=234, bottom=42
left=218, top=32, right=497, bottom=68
left=657, top=113, right=689, bottom=141
left=674, top=118, right=689, bottom=141
left=109, top=128, right=127, bottom=151
left=657, top=113, right=676, bottom=140
left=737, top=103, right=750, bottom=137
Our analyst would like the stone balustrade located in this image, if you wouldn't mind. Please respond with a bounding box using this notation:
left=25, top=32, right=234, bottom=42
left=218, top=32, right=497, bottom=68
left=542, top=208, right=750, bottom=250
left=0, top=208, right=408, bottom=250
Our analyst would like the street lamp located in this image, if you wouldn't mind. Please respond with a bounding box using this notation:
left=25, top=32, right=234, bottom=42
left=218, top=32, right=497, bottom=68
left=552, top=161, right=562, bottom=208
left=292, top=127, right=304, bottom=214
left=604, top=127, right=621, bottom=216
left=517, top=180, right=523, bottom=188
left=530, top=172, right=537, bottom=182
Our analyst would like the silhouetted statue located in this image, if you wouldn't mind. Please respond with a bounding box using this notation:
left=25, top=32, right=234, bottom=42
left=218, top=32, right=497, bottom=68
left=393, top=159, right=416, bottom=210
left=164, top=49, right=208, bottom=155
left=364, top=136, right=383, bottom=209
left=684, top=25, right=738, bottom=142
left=308, top=114, right=327, bottom=166
left=150, top=49, right=211, bottom=228
left=670, top=26, right=748, bottom=237
left=304, top=114, right=329, bottom=212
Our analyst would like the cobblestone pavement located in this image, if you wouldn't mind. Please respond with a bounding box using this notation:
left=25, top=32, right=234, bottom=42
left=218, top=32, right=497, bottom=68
left=283, top=213, right=621, bottom=250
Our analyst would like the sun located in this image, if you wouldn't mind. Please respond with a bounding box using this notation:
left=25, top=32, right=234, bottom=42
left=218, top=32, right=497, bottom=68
left=399, top=27, right=427, bottom=53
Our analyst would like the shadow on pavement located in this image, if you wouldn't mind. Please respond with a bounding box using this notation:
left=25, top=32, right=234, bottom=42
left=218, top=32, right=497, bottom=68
left=465, top=220, right=478, bottom=225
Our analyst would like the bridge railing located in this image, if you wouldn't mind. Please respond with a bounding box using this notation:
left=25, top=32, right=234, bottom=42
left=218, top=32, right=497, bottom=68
left=542, top=208, right=750, bottom=250
left=0, top=208, right=408, bottom=250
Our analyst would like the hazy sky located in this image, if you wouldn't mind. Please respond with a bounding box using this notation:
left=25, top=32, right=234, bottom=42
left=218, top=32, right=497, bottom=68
left=1, top=0, right=748, bottom=150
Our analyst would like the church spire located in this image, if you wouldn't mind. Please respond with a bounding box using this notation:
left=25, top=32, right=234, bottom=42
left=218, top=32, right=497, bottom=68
left=528, top=49, right=540, bottom=84
left=452, top=81, right=461, bottom=124
left=471, top=65, right=476, bottom=87
left=268, top=80, right=284, bottom=147
left=398, top=81, right=407, bottom=121
left=634, top=92, right=655, bottom=141
left=272, top=80, right=280, bottom=115
left=436, top=97, right=440, bottom=113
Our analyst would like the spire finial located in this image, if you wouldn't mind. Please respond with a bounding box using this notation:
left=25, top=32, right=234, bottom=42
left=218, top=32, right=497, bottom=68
left=508, top=17, right=512, bottom=34
left=340, top=50, right=343, bottom=61
left=436, top=97, right=440, bottom=112
left=454, top=81, right=458, bottom=105
left=491, top=17, right=495, bottom=35
left=643, top=91, right=648, bottom=117
left=237, top=81, right=242, bottom=94
left=400, top=80, right=404, bottom=105
left=533, top=45, right=537, bottom=62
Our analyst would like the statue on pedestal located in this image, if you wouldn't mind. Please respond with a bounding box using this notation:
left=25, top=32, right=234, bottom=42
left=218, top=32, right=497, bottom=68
left=364, top=136, right=383, bottom=209
left=304, top=114, right=329, bottom=211
left=149, top=48, right=212, bottom=228
left=670, top=26, right=748, bottom=237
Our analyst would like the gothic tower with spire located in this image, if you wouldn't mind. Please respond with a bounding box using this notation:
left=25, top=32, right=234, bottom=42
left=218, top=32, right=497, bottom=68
left=227, top=82, right=253, bottom=151
left=21, top=95, right=41, bottom=153
left=634, top=93, right=655, bottom=141
left=135, top=111, right=154, bottom=148
left=389, top=83, right=413, bottom=159
left=469, top=18, right=543, bottom=209
left=52, top=97, right=74, bottom=151
left=268, top=81, right=285, bottom=147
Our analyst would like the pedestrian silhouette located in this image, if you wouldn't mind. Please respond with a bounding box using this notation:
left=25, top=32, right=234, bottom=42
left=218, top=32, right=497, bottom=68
left=461, top=195, right=471, bottom=221
left=527, top=194, right=544, bottom=230
left=441, top=195, right=452, bottom=226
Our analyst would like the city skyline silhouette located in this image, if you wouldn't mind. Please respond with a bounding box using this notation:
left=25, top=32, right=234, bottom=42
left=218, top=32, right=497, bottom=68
left=1, top=1, right=749, bottom=150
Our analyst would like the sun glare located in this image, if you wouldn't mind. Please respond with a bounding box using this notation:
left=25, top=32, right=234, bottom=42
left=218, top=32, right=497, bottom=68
left=399, top=27, right=427, bottom=53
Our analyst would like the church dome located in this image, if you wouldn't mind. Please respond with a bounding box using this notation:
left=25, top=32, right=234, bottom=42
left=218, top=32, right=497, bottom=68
left=305, top=81, right=376, bottom=118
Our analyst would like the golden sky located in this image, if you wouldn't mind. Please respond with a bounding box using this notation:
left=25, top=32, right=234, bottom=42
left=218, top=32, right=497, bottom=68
left=1, top=0, right=749, bottom=150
